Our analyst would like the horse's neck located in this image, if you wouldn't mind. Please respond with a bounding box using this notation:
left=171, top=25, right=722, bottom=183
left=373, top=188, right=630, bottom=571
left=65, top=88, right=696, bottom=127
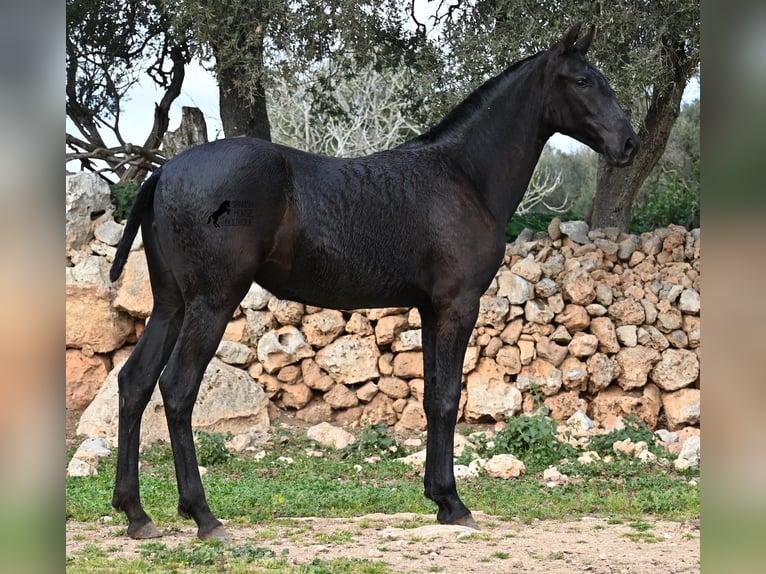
left=447, top=61, right=551, bottom=226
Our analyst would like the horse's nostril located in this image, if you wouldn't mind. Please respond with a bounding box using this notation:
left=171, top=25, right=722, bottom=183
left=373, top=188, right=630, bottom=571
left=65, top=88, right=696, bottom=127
left=624, top=136, right=639, bottom=158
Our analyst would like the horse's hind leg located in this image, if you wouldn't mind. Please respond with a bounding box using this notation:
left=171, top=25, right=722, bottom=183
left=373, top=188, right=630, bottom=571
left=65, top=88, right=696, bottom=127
left=158, top=279, right=252, bottom=541
left=111, top=245, right=185, bottom=539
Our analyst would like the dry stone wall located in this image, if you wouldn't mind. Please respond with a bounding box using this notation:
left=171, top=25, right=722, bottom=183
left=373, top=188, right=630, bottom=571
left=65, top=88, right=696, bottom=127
left=65, top=173, right=701, bottom=441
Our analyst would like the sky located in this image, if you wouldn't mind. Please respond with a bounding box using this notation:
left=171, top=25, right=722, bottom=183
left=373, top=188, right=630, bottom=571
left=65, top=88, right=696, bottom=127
left=66, top=57, right=700, bottom=168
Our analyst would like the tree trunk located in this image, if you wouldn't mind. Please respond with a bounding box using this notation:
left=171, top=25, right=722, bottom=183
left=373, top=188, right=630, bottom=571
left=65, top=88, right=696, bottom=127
left=217, top=61, right=271, bottom=141
left=587, top=38, right=692, bottom=231
left=162, top=106, right=208, bottom=158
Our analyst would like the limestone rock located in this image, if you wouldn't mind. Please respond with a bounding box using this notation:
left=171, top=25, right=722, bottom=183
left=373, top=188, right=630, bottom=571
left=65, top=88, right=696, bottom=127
left=535, top=278, right=559, bottom=298
left=66, top=173, right=113, bottom=254
left=216, top=340, right=255, bottom=366
left=650, top=349, right=699, bottom=391
left=662, top=388, right=700, bottom=430
left=315, top=335, right=380, bottom=384
left=655, top=302, right=683, bottom=333
left=391, top=329, right=422, bottom=352
left=301, top=309, right=346, bottom=347
left=615, top=325, right=638, bottom=347
left=347, top=384, right=375, bottom=407
left=536, top=337, right=568, bottom=367
left=516, top=359, right=562, bottom=396
left=586, top=353, right=620, bottom=392
left=296, top=399, right=333, bottom=425
left=497, top=269, right=535, bottom=305
left=589, top=317, right=621, bottom=354
left=245, top=310, right=276, bottom=342
left=378, top=377, right=410, bottom=399
left=556, top=304, right=590, bottom=332
left=67, top=457, right=97, bottom=477
left=345, top=312, right=373, bottom=335
left=66, top=350, right=110, bottom=410
left=543, top=391, right=586, bottom=421
left=94, top=220, right=124, bottom=246
left=560, top=268, right=596, bottom=305
left=374, top=315, right=409, bottom=346
left=615, top=346, right=661, bottom=390
left=637, top=325, right=670, bottom=351
left=465, top=358, right=522, bottom=422
left=281, top=383, right=313, bottom=409
left=66, top=282, right=134, bottom=354
left=608, top=298, right=646, bottom=326
left=268, top=298, right=305, bottom=326
left=362, top=392, right=397, bottom=426
left=567, top=332, right=599, bottom=358
left=484, top=454, right=526, bottom=479
left=678, top=288, right=700, bottom=314
left=307, top=422, right=356, bottom=450
left=77, top=358, right=270, bottom=444
left=72, top=437, right=112, bottom=465
left=676, top=435, right=700, bottom=468
left=511, top=255, right=542, bottom=282
left=560, top=357, right=589, bottom=391
left=588, top=383, right=662, bottom=429
left=257, top=326, right=315, bottom=373
left=477, top=296, right=510, bottom=329
left=241, top=283, right=272, bottom=310
left=566, top=410, right=594, bottom=432
left=324, top=383, right=359, bottom=409
left=395, top=401, right=427, bottom=432
left=559, top=220, right=590, bottom=244
left=392, top=352, right=424, bottom=379
left=525, top=299, right=554, bottom=324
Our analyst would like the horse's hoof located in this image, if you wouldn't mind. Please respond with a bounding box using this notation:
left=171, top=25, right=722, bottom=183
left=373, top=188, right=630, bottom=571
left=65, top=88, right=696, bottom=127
left=128, top=521, right=162, bottom=539
left=451, top=513, right=479, bottom=529
left=199, top=525, right=231, bottom=543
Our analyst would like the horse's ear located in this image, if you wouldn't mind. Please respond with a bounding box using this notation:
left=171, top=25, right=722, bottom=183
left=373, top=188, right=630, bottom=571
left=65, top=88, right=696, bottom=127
left=574, top=25, right=596, bottom=55
left=559, top=23, right=582, bottom=50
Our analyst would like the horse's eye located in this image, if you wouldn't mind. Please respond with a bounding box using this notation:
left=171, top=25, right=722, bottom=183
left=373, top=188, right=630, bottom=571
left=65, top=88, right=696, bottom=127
left=575, top=77, right=589, bottom=88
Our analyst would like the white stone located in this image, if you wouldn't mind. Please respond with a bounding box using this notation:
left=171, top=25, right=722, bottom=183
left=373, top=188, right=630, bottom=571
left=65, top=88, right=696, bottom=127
left=306, top=422, right=356, bottom=450
left=216, top=340, right=255, bottom=366
left=315, top=335, right=380, bottom=384
left=66, top=172, right=113, bottom=253
left=77, top=358, right=270, bottom=444
left=257, top=326, right=315, bottom=373
left=677, top=436, right=700, bottom=468
left=67, top=457, right=97, bottom=478
left=94, top=220, right=124, bottom=246
left=566, top=410, right=594, bottom=432
left=497, top=269, right=535, bottom=305
left=465, top=359, right=522, bottom=422
left=241, top=283, right=272, bottom=310
left=484, top=454, right=526, bottom=479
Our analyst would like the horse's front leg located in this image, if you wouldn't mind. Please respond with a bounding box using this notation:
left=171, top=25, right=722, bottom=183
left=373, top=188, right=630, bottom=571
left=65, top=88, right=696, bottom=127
left=420, top=296, right=479, bottom=528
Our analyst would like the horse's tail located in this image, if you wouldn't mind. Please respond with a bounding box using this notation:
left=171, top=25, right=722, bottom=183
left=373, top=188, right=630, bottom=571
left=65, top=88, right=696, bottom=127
left=109, top=169, right=161, bottom=282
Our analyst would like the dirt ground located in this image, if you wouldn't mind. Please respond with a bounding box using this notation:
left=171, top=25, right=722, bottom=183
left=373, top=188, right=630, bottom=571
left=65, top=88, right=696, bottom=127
left=66, top=409, right=699, bottom=573
left=66, top=512, right=700, bottom=573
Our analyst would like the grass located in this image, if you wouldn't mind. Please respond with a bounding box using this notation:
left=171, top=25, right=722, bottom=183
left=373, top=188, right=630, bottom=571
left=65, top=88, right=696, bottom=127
left=66, top=422, right=699, bottom=571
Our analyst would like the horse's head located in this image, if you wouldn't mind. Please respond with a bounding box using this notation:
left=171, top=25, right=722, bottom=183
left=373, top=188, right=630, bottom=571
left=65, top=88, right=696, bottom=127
left=543, top=23, right=640, bottom=167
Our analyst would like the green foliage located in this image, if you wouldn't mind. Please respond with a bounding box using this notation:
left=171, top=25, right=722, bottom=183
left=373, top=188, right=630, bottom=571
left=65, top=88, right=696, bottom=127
left=630, top=168, right=700, bottom=232
left=587, top=416, right=659, bottom=456
left=110, top=182, right=138, bottom=222
left=478, top=415, right=578, bottom=471
left=342, top=423, right=406, bottom=459
left=194, top=431, right=233, bottom=467
left=138, top=540, right=225, bottom=566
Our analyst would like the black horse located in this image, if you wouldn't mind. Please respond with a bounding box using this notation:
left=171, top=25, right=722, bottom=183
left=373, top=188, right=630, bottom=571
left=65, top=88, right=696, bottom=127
left=109, top=24, right=639, bottom=541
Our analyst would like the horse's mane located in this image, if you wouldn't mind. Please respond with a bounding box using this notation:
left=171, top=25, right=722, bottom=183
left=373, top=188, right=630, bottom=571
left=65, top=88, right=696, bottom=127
left=400, top=52, right=545, bottom=148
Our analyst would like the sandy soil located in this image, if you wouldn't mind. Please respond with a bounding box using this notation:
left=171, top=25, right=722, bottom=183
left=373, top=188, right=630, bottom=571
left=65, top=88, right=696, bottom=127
left=66, top=511, right=700, bottom=573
